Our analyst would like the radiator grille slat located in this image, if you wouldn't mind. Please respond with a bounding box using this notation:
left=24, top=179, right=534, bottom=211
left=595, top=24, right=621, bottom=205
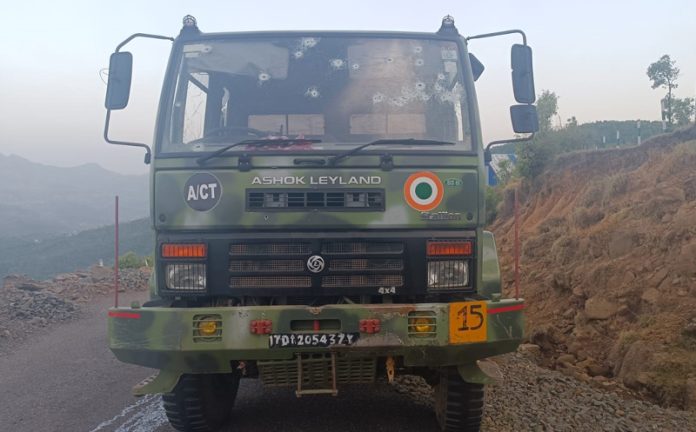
left=230, top=260, right=305, bottom=273
left=329, top=259, right=403, bottom=271
left=322, top=241, right=403, bottom=255
left=230, top=276, right=312, bottom=288
left=321, top=275, right=403, bottom=288
left=230, top=243, right=311, bottom=256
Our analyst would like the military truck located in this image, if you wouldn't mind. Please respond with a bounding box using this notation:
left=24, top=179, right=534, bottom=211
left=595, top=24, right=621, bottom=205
left=104, top=15, right=538, bottom=432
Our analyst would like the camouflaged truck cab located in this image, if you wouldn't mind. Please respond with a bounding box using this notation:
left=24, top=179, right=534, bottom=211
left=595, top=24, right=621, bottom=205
left=104, top=15, right=539, bottom=432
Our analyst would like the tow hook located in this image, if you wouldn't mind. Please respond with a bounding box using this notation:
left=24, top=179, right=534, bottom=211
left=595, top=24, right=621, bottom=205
left=386, top=356, right=395, bottom=383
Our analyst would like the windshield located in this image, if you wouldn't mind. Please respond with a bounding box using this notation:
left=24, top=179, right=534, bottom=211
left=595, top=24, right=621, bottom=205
left=162, top=36, right=472, bottom=154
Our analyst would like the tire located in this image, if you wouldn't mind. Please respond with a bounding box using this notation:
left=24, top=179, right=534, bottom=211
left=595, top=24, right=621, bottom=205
left=434, top=367, right=485, bottom=432
left=163, top=373, right=241, bottom=432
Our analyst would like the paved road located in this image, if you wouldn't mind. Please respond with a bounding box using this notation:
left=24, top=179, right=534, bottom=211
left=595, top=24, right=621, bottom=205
left=0, top=293, right=438, bottom=432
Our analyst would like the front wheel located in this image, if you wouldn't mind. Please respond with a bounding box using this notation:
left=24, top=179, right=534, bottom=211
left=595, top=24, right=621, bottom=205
left=434, top=367, right=485, bottom=432
left=163, top=372, right=241, bottom=432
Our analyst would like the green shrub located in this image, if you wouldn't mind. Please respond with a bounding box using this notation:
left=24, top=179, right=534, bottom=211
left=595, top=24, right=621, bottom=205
left=485, top=186, right=502, bottom=225
left=119, top=251, right=146, bottom=269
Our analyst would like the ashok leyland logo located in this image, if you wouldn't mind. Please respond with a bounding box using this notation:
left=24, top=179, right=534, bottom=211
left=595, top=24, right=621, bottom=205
left=404, top=171, right=444, bottom=211
left=306, top=255, right=325, bottom=273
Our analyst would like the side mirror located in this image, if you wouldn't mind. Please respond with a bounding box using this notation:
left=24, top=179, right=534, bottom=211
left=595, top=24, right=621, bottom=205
left=469, top=53, right=485, bottom=81
left=105, top=52, right=133, bottom=110
left=511, top=44, right=535, bottom=104
left=510, top=104, right=539, bottom=133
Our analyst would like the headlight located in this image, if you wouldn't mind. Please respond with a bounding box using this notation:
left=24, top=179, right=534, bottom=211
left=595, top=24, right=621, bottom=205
left=165, top=264, right=207, bottom=290
left=427, top=260, right=468, bottom=289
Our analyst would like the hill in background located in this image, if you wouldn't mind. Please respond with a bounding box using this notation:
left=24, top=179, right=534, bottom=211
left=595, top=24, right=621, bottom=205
left=0, top=154, right=148, bottom=239
left=0, top=218, right=153, bottom=280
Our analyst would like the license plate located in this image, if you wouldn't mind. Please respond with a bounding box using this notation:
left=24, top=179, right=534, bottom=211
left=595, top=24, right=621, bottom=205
left=268, top=333, right=360, bottom=348
left=449, top=301, right=487, bottom=344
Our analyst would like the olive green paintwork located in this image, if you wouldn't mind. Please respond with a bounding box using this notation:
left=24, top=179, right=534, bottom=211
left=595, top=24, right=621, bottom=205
left=107, top=28, right=525, bottom=394
left=153, top=155, right=480, bottom=231
left=480, top=231, right=502, bottom=298
left=109, top=299, right=523, bottom=394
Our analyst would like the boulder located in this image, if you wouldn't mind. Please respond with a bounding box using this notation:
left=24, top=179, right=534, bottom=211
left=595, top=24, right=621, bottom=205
left=584, top=297, right=618, bottom=320
left=615, top=341, right=655, bottom=391
left=641, top=288, right=660, bottom=305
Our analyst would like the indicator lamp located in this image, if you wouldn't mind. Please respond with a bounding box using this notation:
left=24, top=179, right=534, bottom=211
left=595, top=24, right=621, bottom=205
left=197, top=319, right=218, bottom=336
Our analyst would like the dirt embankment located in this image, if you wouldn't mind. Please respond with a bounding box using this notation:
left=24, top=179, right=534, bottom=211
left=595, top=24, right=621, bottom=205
left=0, top=266, right=149, bottom=353
left=491, top=125, right=696, bottom=411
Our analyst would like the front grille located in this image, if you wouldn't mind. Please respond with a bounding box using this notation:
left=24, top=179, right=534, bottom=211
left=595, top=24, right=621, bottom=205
left=247, top=190, right=384, bottom=211
left=258, top=354, right=377, bottom=387
left=229, top=240, right=405, bottom=291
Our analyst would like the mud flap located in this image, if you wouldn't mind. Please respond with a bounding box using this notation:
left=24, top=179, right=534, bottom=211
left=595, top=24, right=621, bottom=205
left=133, top=370, right=182, bottom=396
left=457, top=359, right=502, bottom=385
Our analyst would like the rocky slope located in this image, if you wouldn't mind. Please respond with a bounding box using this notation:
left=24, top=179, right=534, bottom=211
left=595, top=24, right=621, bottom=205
left=491, top=125, right=696, bottom=411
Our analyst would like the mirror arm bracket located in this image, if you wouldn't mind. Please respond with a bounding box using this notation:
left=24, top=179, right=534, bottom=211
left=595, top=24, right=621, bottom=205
left=105, top=33, right=174, bottom=165
left=484, top=133, right=535, bottom=164
left=104, top=110, right=152, bottom=164
left=115, top=33, right=174, bottom=52
left=466, top=29, right=528, bottom=46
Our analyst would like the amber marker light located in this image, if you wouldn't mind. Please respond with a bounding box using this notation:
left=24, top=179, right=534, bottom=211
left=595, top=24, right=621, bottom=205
left=427, top=241, right=472, bottom=256
left=162, top=243, right=207, bottom=258
left=197, top=319, right=218, bottom=336
left=410, top=317, right=436, bottom=333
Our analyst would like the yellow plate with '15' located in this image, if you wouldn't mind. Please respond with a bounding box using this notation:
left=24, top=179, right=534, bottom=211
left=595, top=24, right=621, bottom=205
left=449, top=301, right=487, bottom=344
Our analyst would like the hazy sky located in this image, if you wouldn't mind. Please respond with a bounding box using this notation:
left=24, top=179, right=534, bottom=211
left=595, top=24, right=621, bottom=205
left=1, top=0, right=694, bottom=174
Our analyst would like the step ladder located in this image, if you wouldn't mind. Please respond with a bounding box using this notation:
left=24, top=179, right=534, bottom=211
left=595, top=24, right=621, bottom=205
left=295, top=351, right=339, bottom=397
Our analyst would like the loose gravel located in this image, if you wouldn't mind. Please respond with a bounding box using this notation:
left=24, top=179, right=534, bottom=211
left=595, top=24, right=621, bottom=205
left=393, top=352, right=696, bottom=432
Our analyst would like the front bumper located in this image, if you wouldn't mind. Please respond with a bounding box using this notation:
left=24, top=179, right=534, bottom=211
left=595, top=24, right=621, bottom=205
left=108, top=300, right=524, bottom=373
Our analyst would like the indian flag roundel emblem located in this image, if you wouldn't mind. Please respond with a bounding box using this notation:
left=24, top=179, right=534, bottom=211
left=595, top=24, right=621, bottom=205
left=404, top=171, right=444, bottom=211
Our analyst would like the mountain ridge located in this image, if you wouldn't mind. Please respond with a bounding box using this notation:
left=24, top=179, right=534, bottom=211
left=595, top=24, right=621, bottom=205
left=0, top=153, right=148, bottom=238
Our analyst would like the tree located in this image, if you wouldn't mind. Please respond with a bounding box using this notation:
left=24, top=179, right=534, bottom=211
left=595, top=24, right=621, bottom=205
left=536, top=90, right=559, bottom=133
left=671, top=97, right=695, bottom=126
left=647, top=55, right=680, bottom=125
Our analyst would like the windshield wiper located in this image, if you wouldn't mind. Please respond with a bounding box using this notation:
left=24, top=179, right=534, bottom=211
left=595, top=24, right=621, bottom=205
left=196, top=139, right=321, bottom=165
left=328, top=139, right=455, bottom=166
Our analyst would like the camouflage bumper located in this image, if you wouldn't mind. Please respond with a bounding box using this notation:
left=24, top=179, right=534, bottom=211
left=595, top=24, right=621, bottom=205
left=108, top=300, right=524, bottom=373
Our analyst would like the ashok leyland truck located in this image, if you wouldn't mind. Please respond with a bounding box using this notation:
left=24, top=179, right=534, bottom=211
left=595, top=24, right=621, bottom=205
left=104, top=15, right=538, bottom=432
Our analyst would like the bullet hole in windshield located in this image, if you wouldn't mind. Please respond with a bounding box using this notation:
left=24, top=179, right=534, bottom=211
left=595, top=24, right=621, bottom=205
left=293, top=50, right=304, bottom=59
left=330, top=58, right=346, bottom=70
left=415, top=58, right=425, bottom=67
left=302, top=37, right=318, bottom=48
left=351, top=63, right=360, bottom=71
left=305, top=86, right=320, bottom=98
left=372, top=93, right=385, bottom=104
